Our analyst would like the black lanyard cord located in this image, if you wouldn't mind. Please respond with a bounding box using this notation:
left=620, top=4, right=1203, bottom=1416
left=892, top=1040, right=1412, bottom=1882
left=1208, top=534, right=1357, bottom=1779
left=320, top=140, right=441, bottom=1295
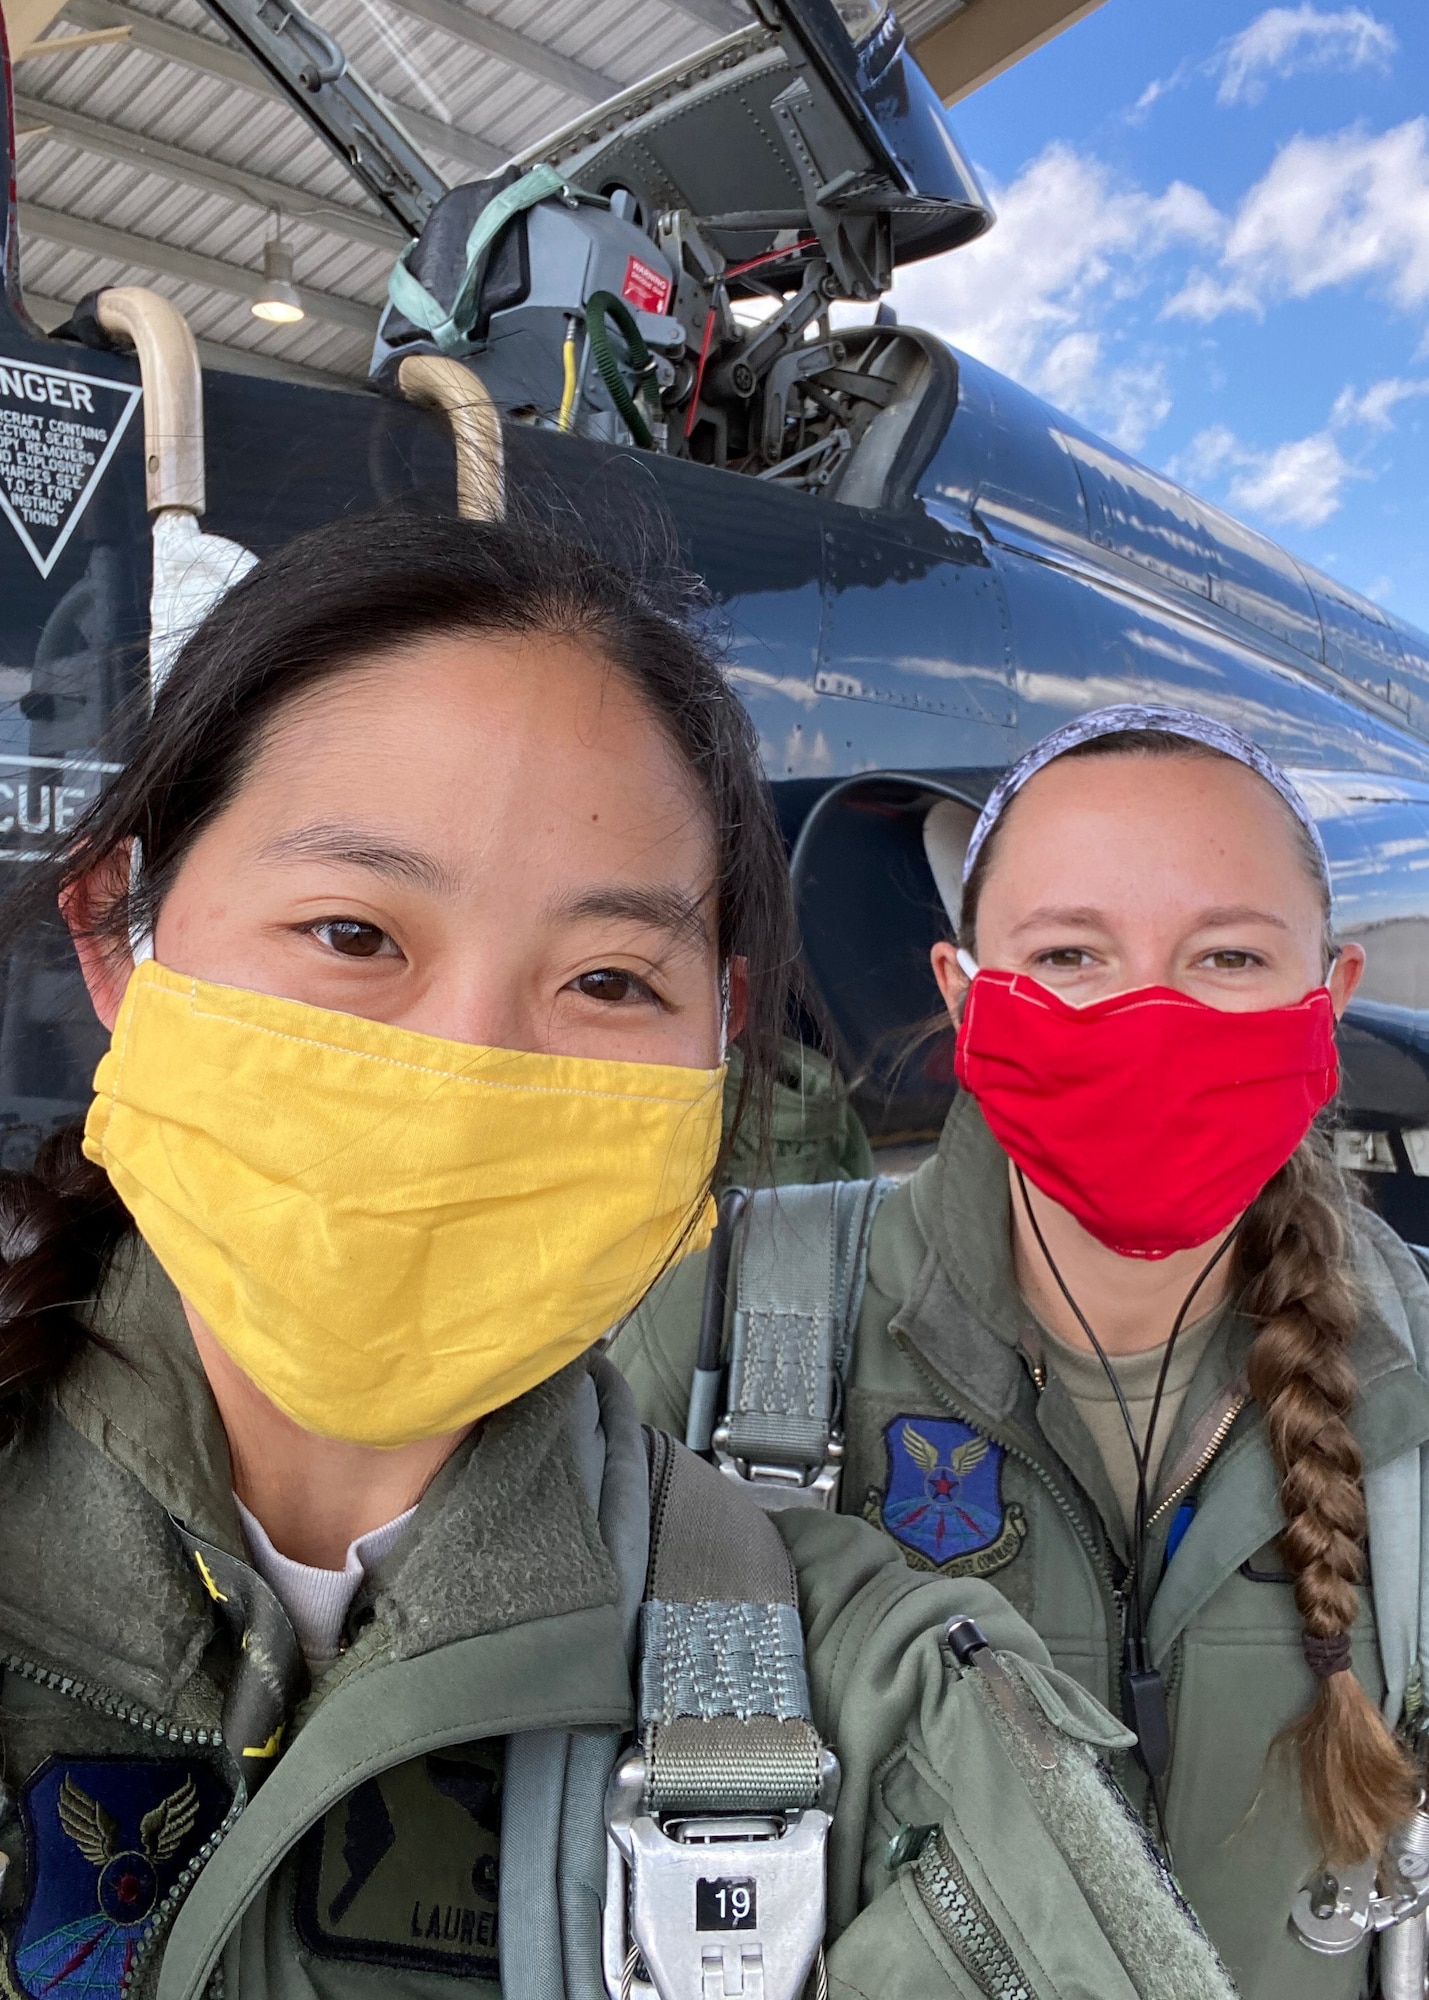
left=1130, top=1217, right=1245, bottom=1608
left=1013, top=1168, right=1246, bottom=1857
left=1013, top=1168, right=1242, bottom=1616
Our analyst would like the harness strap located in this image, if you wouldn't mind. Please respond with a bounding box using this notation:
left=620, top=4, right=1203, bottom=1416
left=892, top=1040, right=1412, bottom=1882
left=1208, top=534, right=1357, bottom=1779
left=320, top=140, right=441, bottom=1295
left=603, top=1430, right=834, bottom=1998
left=713, top=1177, right=891, bottom=1508
left=639, top=1428, right=824, bottom=1813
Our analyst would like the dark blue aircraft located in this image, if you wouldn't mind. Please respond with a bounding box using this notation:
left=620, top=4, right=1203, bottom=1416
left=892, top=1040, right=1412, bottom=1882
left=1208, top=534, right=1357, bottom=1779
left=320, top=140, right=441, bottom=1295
left=3, top=0, right=1428, bottom=1235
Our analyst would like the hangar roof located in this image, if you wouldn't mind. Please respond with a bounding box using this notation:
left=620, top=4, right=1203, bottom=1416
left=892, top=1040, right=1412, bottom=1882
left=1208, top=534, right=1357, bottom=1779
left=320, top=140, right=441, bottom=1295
left=2, top=0, right=1103, bottom=384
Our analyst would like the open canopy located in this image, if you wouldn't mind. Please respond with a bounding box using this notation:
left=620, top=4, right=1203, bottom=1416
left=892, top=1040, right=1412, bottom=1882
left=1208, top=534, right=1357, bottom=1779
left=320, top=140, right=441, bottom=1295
left=2, top=0, right=1100, bottom=385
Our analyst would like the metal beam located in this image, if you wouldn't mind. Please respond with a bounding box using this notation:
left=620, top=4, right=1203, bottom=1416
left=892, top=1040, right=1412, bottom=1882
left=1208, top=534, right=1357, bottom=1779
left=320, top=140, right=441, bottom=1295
left=60, top=0, right=503, bottom=175
left=22, top=288, right=368, bottom=388
left=660, top=0, right=745, bottom=35
left=363, top=94, right=500, bottom=179
left=910, top=0, right=1108, bottom=103
left=15, top=25, right=129, bottom=56
left=18, top=200, right=379, bottom=335
left=13, top=93, right=403, bottom=248
left=377, top=0, right=615, bottom=102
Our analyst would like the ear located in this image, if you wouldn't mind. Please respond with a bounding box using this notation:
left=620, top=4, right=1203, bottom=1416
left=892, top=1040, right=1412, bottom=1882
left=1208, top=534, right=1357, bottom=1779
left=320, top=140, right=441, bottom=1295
left=725, top=956, right=748, bottom=1045
left=59, top=843, right=137, bottom=1033
left=1327, top=941, right=1366, bottom=1019
left=930, top=940, right=969, bottom=1022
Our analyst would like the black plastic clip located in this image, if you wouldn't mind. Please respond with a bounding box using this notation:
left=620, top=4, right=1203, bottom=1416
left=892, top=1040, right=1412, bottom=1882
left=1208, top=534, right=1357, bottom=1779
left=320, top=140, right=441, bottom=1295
left=1121, top=1638, right=1171, bottom=1781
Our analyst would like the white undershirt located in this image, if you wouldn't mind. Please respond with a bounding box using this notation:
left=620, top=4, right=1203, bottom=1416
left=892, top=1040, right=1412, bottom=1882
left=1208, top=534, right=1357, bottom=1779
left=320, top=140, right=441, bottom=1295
left=235, top=1495, right=417, bottom=1668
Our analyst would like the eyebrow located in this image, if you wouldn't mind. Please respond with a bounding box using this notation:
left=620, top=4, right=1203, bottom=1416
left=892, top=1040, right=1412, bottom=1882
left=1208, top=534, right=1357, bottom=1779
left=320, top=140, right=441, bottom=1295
left=546, top=883, right=713, bottom=948
left=1009, top=903, right=1292, bottom=936
left=256, top=824, right=461, bottom=896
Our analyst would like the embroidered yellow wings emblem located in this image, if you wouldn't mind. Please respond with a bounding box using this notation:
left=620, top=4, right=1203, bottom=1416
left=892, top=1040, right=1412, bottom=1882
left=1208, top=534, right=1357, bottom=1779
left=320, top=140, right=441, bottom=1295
left=139, top=1776, right=200, bottom=1860
left=57, top=1773, right=200, bottom=1866
left=951, top=1434, right=990, bottom=1476
left=902, top=1424, right=989, bottom=1477
left=57, top=1775, right=116, bottom=1866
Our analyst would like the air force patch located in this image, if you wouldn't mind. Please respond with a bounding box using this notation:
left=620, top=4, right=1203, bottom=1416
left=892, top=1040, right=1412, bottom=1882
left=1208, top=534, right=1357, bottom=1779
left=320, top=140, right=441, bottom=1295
left=865, top=1415, right=1026, bottom=1576
left=10, top=1759, right=228, bottom=2000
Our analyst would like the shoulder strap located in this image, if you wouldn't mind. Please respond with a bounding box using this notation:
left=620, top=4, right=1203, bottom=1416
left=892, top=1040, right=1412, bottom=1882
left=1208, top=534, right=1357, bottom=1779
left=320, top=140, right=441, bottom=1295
left=1356, top=1224, right=1429, bottom=1732
left=689, top=1177, right=891, bottom=1509
left=603, top=1430, right=834, bottom=2000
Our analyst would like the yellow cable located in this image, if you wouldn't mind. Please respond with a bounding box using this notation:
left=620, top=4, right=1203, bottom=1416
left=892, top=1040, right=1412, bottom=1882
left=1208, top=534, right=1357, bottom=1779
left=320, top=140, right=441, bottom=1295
left=557, top=318, right=579, bottom=433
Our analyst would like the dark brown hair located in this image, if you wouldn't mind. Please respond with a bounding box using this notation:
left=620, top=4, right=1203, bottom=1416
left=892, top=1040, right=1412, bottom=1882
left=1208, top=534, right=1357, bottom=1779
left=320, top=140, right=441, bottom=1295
left=0, top=508, right=796, bottom=1443
left=962, top=727, right=1419, bottom=1865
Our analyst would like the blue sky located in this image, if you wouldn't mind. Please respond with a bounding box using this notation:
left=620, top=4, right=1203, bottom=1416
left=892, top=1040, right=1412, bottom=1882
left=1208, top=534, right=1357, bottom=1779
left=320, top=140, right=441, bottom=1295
left=885, top=0, right=1429, bottom=632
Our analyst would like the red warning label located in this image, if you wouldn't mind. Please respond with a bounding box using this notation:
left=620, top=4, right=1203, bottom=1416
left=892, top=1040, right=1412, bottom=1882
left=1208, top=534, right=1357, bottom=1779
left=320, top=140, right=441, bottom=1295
left=621, top=255, right=673, bottom=316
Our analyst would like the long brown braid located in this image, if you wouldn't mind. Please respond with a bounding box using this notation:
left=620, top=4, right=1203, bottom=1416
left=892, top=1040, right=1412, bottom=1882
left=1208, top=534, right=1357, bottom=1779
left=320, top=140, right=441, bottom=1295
left=961, top=726, right=1421, bottom=1865
left=1238, top=1135, right=1419, bottom=1862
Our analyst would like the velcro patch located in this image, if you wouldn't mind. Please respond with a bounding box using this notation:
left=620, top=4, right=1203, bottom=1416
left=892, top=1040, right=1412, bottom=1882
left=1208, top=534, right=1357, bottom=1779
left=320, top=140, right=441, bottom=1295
left=865, top=1414, right=1027, bottom=1576
left=8, top=1757, right=230, bottom=2000
left=294, top=1745, right=502, bottom=1978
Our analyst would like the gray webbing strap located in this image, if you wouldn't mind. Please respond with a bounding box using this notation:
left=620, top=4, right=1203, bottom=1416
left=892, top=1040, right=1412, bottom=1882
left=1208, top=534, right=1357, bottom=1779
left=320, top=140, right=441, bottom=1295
left=637, top=1434, right=825, bottom=1816
left=719, top=1177, right=890, bottom=1491
left=604, top=1435, right=834, bottom=2000
left=642, top=1717, right=821, bottom=1815
left=640, top=1601, right=811, bottom=1724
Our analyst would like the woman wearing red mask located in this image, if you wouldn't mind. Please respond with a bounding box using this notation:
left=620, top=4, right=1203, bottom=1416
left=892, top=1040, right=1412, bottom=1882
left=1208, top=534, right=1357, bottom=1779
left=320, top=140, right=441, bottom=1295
left=616, top=706, right=1429, bottom=2000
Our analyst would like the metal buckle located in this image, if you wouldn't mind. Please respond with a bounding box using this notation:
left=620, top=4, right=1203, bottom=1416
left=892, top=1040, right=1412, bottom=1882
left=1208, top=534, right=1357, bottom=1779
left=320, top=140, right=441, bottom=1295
left=711, top=1429, right=844, bottom=1512
left=1290, top=1809, right=1429, bottom=1956
left=603, top=1748, right=835, bottom=2000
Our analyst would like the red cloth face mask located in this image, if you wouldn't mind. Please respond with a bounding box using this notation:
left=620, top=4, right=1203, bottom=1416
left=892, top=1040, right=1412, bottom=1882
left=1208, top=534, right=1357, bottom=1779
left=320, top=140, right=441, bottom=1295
left=954, top=970, right=1339, bottom=1259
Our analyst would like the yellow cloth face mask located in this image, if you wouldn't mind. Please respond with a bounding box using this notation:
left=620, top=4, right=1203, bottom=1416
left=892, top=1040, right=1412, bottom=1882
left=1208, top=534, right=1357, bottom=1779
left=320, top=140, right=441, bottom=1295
left=84, top=961, right=723, bottom=1447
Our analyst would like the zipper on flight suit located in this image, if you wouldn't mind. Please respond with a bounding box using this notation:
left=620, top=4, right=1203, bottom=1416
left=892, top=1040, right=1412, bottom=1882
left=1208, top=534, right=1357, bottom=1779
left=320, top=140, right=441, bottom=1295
left=910, top=1831, right=1032, bottom=1999
left=1127, top=1396, right=1246, bottom=1727
left=1, top=1652, right=243, bottom=1997
left=1144, top=1396, right=1247, bottom=1536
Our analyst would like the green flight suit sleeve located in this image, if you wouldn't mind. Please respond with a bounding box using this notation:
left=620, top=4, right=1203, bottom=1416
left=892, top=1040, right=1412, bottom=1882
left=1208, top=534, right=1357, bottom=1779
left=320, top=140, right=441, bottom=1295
left=778, top=1508, right=1060, bottom=1939
left=778, top=1508, right=1236, bottom=2000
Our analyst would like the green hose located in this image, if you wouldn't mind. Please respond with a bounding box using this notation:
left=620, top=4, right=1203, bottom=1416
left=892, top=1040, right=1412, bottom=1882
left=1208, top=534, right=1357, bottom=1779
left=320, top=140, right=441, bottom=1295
left=584, top=289, right=657, bottom=449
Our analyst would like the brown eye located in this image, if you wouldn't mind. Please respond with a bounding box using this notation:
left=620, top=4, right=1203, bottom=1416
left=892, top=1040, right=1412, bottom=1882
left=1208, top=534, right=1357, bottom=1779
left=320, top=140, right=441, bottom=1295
left=573, top=968, right=649, bottom=1005
left=314, top=920, right=392, bottom=959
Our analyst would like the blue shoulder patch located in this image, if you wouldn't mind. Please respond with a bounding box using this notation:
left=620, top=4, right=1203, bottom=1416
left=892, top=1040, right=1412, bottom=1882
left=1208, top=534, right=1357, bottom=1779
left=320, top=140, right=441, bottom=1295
left=865, top=1415, right=1026, bottom=1576
left=10, top=1758, right=229, bottom=2000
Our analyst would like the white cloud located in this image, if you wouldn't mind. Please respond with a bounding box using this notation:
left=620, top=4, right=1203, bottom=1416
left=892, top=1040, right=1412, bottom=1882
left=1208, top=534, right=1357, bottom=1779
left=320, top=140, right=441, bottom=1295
left=1129, top=7, right=1393, bottom=124
left=1169, top=372, right=1419, bottom=531
left=886, top=144, right=1217, bottom=450
left=1165, top=119, right=1429, bottom=323
left=1229, top=433, right=1357, bottom=526
left=1132, top=77, right=1171, bottom=117
left=1174, top=423, right=1356, bottom=527
left=1330, top=376, right=1429, bottom=429
left=1217, top=5, right=1396, bottom=106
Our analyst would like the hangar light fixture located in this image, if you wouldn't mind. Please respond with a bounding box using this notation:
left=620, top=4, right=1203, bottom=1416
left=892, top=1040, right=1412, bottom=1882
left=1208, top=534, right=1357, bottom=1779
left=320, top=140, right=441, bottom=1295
left=252, top=223, right=304, bottom=325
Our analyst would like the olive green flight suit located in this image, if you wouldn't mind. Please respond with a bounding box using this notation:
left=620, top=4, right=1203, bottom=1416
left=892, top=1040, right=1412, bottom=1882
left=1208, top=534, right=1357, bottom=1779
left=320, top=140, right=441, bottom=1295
left=0, top=1236, right=1233, bottom=2000
left=613, top=1092, right=1429, bottom=2000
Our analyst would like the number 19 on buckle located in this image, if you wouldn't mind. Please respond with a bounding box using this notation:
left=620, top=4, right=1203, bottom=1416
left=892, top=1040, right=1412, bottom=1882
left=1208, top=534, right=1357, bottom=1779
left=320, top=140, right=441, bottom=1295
left=602, top=1746, right=837, bottom=2000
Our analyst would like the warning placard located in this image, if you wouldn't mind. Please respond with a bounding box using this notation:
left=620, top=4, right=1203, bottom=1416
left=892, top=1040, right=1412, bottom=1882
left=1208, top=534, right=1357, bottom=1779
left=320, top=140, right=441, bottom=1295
left=621, top=255, right=673, bottom=317
left=0, top=357, right=141, bottom=578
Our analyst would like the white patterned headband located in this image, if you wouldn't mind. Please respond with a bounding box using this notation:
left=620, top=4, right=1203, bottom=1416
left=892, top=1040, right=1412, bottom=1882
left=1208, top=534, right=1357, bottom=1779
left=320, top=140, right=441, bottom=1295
left=961, top=704, right=1332, bottom=890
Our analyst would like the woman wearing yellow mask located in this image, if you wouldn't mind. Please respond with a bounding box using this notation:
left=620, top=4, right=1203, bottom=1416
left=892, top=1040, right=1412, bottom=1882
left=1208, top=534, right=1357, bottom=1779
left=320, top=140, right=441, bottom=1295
left=0, top=513, right=1233, bottom=2000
